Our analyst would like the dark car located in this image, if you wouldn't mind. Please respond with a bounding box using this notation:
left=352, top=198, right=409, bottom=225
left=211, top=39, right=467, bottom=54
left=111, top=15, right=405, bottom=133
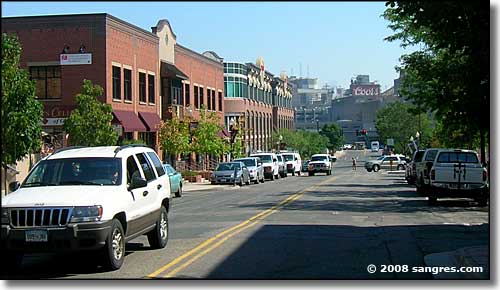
left=211, top=162, right=250, bottom=186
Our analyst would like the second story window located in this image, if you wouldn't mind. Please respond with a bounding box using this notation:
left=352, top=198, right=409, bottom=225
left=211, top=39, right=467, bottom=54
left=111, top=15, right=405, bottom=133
left=211, top=89, right=216, bottom=111
left=112, top=66, right=121, bottom=100
left=124, top=68, right=132, bottom=101
left=199, top=87, right=204, bottom=108
left=218, top=91, right=223, bottom=112
left=148, top=74, right=155, bottom=104
left=139, top=72, right=146, bottom=103
left=194, top=85, right=199, bottom=108
left=30, top=66, right=62, bottom=99
left=185, top=83, right=190, bottom=106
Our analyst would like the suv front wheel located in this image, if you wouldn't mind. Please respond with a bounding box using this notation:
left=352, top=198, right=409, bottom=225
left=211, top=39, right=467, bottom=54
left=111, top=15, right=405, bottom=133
left=148, top=206, right=169, bottom=249
left=102, top=219, right=125, bottom=271
left=372, top=165, right=380, bottom=172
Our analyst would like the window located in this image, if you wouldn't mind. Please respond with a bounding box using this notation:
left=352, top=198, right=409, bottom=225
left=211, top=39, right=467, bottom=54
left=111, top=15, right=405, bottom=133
left=126, top=156, right=140, bottom=185
left=124, top=68, right=132, bottom=101
left=139, top=72, right=146, bottom=103
left=112, top=66, right=121, bottom=100
left=425, top=150, right=438, bottom=161
left=148, top=74, right=155, bottom=104
left=184, top=83, right=190, bottom=106
left=194, top=85, right=199, bottom=108
left=199, top=87, right=204, bottom=108
left=207, top=88, right=211, bottom=110
left=146, top=152, right=166, bottom=177
left=30, top=66, right=62, bottom=99
left=212, top=89, right=216, bottom=111
left=136, top=153, right=155, bottom=181
left=218, top=91, right=223, bottom=111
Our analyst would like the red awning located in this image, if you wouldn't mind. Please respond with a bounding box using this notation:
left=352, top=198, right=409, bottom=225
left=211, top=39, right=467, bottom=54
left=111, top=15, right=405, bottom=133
left=112, top=110, right=147, bottom=132
left=139, top=112, right=162, bottom=132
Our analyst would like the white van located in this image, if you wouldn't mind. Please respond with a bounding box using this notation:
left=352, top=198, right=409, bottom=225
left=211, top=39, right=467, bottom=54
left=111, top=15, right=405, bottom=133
left=370, top=141, right=379, bottom=152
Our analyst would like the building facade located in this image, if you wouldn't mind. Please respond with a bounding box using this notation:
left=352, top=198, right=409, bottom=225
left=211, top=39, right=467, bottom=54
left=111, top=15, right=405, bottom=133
left=2, top=14, right=162, bottom=153
left=223, top=58, right=294, bottom=155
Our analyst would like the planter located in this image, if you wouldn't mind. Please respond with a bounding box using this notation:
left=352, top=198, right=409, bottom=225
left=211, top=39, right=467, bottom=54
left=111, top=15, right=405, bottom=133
left=187, top=175, right=203, bottom=183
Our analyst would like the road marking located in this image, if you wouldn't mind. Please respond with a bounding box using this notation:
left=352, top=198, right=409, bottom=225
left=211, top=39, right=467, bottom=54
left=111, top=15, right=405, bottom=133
left=146, top=175, right=338, bottom=279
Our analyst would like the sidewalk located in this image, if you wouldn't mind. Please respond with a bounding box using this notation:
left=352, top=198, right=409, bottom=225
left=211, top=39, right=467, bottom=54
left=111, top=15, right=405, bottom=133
left=424, top=245, right=489, bottom=279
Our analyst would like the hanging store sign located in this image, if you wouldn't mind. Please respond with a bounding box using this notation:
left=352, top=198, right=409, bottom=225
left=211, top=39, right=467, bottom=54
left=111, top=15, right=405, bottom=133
left=40, top=118, right=66, bottom=126
left=60, top=53, right=92, bottom=65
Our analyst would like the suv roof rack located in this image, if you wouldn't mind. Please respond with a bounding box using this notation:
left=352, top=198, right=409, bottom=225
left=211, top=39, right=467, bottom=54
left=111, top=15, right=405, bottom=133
left=113, top=144, right=149, bottom=157
left=47, top=146, right=88, bottom=159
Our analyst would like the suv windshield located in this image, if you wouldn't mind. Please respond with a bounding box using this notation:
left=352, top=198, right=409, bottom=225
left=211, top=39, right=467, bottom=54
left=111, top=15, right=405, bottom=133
left=235, top=159, right=256, bottom=167
left=253, top=155, right=272, bottom=163
left=311, top=156, right=327, bottom=162
left=414, top=151, right=425, bottom=162
left=23, top=158, right=122, bottom=187
left=283, top=154, right=294, bottom=161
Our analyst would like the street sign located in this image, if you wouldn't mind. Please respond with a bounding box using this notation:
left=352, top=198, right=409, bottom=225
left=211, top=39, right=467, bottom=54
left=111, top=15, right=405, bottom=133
left=60, top=53, right=92, bottom=65
left=387, top=138, right=394, bottom=146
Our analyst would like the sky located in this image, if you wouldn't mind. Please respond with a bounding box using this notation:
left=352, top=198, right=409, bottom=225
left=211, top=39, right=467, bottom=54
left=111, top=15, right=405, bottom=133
left=3, top=1, right=419, bottom=91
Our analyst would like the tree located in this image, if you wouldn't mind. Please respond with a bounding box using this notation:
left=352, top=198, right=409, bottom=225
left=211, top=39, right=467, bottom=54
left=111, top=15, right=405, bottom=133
left=383, top=1, right=489, bottom=162
left=2, top=33, right=43, bottom=189
left=63, top=80, right=118, bottom=146
left=190, top=106, right=226, bottom=168
left=273, top=129, right=330, bottom=159
left=158, top=115, right=191, bottom=164
left=320, top=123, right=345, bottom=152
left=375, top=101, right=433, bottom=154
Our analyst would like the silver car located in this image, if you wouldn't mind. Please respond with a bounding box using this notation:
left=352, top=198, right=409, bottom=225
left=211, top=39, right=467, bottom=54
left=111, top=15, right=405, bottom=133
left=211, top=162, right=251, bottom=186
left=234, top=157, right=265, bottom=184
left=364, top=154, right=406, bottom=172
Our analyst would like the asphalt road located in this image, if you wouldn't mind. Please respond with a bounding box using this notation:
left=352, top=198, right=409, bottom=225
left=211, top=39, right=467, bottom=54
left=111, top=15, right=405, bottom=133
left=2, top=150, right=489, bottom=279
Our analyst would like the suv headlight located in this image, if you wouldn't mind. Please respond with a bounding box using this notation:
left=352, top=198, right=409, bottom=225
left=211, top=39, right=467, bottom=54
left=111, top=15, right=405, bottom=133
left=70, top=206, right=103, bottom=223
left=1, top=208, right=9, bottom=224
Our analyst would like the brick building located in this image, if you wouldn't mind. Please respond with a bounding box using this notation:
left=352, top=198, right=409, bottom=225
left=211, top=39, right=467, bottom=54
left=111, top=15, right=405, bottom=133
left=2, top=14, right=161, bottom=153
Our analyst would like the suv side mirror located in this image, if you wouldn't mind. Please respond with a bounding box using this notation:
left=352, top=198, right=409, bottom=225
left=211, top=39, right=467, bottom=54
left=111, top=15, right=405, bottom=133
left=9, top=181, right=20, bottom=192
left=273, top=158, right=277, bottom=162
left=258, top=162, right=262, bottom=166
left=129, top=174, right=147, bottom=190
left=295, top=157, right=298, bottom=161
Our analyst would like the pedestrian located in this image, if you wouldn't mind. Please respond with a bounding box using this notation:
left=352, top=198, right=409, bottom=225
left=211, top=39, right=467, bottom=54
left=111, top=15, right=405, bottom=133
left=352, top=157, right=357, bottom=170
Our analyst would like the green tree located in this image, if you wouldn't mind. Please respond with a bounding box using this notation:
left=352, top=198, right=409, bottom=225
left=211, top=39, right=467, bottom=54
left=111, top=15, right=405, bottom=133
left=191, top=106, right=226, bottom=167
left=320, top=123, right=345, bottom=152
left=383, top=1, right=488, bottom=162
left=158, top=115, right=191, bottom=163
left=2, top=33, right=44, bottom=178
left=273, top=129, right=329, bottom=159
left=375, top=101, right=432, bottom=154
left=63, top=80, right=118, bottom=146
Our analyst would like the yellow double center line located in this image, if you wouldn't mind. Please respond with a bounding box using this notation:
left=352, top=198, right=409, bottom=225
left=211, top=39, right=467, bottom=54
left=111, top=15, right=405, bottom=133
left=147, top=175, right=338, bottom=279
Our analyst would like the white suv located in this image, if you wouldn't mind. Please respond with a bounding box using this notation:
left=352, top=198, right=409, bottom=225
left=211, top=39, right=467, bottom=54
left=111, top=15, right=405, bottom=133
left=281, top=152, right=302, bottom=176
left=250, top=153, right=279, bottom=180
left=1, top=145, right=171, bottom=271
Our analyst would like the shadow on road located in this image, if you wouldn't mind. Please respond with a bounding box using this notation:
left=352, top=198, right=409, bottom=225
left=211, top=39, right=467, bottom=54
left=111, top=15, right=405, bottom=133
left=206, top=224, right=489, bottom=279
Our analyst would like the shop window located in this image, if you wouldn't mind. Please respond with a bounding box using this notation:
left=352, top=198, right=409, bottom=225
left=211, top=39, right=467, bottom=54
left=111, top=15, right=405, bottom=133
left=124, top=68, right=132, bottom=101
left=139, top=72, right=146, bottom=103
left=148, top=74, right=155, bottom=104
left=30, top=66, right=62, bottom=99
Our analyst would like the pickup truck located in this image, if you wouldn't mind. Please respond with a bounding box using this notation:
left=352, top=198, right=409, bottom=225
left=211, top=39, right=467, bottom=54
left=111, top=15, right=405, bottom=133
left=426, top=149, right=488, bottom=206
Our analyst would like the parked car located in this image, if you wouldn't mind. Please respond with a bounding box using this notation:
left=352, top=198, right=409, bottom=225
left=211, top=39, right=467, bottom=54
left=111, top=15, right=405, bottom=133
left=2, top=145, right=172, bottom=271
left=364, top=154, right=406, bottom=172
left=276, top=154, right=287, bottom=178
left=233, top=157, right=264, bottom=184
left=415, top=148, right=443, bottom=193
left=426, top=149, right=489, bottom=206
left=163, top=163, right=183, bottom=198
left=405, top=150, right=425, bottom=185
left=211, top=162, right=250, bottom=186
left=302, top=160, right=311, bottom=172
left=250, top=153, right=279, bottom=180
left=308, top=154, right=334, bottom=176
left=281, top=152, right=302, bottom=176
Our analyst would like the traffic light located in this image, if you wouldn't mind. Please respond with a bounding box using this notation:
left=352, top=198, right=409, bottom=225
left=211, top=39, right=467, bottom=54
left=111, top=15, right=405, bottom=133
left=361, top=129, right=367, bottom=135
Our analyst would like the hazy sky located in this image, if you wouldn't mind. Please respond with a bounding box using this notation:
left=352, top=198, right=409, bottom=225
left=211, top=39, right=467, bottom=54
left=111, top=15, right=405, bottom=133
left=2, top=1, right=419, bottom=91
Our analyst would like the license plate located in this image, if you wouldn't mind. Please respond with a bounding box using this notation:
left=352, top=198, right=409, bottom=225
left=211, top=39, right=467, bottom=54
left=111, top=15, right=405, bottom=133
left=25, top=230, right=48, bottom=242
